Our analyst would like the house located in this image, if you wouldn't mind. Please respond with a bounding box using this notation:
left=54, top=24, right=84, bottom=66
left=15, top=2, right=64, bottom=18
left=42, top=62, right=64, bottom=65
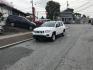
left=89, top=18, right=93, bottom=24
left=0, top=1, right=27, bottom=25
left=0, top=2, right=27, bottom=18
left=60, top=8, right=74, bottom=24
left=80, top=15, right=89, bottom=24
left=26, top=13, right=38, bottom=22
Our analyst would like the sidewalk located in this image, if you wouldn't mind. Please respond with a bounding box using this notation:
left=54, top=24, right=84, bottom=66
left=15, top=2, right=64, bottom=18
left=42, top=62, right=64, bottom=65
left=0, top=32, right=33, bottom=48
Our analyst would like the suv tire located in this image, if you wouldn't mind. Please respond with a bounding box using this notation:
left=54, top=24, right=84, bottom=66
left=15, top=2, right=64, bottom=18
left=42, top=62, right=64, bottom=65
left=51, top=33, right=56, bottom=41
left=35, top=38, right=40, bottom=41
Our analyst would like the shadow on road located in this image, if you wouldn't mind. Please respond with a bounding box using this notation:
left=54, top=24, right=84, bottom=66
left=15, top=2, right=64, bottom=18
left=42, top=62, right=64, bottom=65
left=0, top=47, right=33, bottom=70
left=34, top=35, right=65, bottom=43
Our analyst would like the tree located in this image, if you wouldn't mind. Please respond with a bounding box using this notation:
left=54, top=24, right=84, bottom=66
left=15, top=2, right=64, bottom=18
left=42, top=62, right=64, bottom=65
left=45, top=1, right=60, bottom=20
left=74, top=13, right=81, bottom=17
left=74, top=13, right=81, bottom=20
left=82, top=14, right=86, bottom=18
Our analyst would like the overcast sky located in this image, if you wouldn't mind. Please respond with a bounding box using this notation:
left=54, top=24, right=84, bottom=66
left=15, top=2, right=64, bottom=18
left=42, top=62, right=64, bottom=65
left=6, top=0, right=93, bottom=18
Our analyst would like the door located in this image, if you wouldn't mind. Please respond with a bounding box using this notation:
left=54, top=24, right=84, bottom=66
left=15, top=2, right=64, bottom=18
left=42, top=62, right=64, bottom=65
left=59, top=21, right=64, bottom=33
left=55, top=22, right=61, bottom=35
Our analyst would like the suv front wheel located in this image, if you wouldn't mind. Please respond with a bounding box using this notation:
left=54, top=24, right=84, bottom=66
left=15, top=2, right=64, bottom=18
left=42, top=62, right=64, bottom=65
left=51, top=33, right=56, bottom=41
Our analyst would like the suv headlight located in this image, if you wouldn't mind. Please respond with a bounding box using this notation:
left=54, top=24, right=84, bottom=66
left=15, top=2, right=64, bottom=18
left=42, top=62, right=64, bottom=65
left=45, top=30, right=51, bottom=33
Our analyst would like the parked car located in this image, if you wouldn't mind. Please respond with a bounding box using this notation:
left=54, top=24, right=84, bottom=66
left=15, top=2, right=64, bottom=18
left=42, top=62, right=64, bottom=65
left=39, top=19, right=50, bottom=23
left=6, top=15, right=36, bottom=30
left=34, top=20, right=43, bottom=27
left=32, top=21, right=66, bottom=41
left=34, top=19, right=50, bottom=27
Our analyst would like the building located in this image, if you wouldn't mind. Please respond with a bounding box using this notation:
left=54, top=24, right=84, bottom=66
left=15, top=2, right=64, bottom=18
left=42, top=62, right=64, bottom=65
left=60, top=8, right=74, bottom=24
left=0, top=2, right=27, bottom=18
left=26, top=13, right=38, bottom=22
left=80, top=15, right=89, bottom=24
left=89, top=18, right=93, bottom=24
left=0, top=1, right=27, bottom=25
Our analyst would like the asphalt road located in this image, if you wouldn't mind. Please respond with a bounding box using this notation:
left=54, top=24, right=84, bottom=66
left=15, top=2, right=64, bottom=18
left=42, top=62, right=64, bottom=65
left=0, top=24, right=93, bottom=70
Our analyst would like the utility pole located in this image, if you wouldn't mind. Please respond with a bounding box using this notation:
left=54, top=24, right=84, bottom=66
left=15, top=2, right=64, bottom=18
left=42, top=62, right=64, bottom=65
left=31, top=0, right=35, bottom=22
left=31, top=0, right=33, bottom=7
left=37, top=11, right=38, bottom=19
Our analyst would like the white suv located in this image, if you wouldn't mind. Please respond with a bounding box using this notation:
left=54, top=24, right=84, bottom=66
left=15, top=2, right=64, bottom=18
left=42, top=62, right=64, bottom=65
left=32, top=21, right=66, bottom=41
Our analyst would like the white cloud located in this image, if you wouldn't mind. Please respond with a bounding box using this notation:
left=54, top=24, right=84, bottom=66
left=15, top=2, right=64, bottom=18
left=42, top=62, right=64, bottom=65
left=7, top=0, right=32, bottom=12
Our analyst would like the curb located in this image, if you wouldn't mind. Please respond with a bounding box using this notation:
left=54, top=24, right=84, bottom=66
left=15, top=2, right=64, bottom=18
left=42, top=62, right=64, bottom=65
left=0, top=32, right=32, bottom=40
left=0, top=38, right=33, bottom=49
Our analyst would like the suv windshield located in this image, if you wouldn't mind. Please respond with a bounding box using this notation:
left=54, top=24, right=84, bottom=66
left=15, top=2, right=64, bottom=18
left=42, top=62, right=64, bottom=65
left=41, top=22, right=55, bottom=27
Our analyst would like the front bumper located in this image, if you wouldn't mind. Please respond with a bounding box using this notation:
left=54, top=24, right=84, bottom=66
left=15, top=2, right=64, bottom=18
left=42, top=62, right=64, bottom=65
left=32, top=32, right=52, bottom=40
left=33, top=35, right=51, bottom=39
left=32, top=32, right=52, bottom=37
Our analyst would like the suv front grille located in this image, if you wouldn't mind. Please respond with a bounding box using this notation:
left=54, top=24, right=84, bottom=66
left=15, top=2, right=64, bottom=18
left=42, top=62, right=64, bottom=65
left=34, top=31, right=44, bottom=33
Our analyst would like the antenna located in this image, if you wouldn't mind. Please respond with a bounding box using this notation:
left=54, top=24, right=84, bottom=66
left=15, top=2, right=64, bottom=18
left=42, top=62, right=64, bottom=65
left=67, top=1, right=69, bottom=8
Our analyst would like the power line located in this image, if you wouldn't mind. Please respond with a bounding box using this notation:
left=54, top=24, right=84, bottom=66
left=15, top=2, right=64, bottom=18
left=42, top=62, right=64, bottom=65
left=74, top=1, right=90, bottom=10
left=60, top=0, right=79, bottom=7
left=75, top=4, right=93, bottom=12
left=62, top=0, right=91, bottom=12
left=73, top=0, right=93, bottom=13
left=60, top=0, right=79, bottom=11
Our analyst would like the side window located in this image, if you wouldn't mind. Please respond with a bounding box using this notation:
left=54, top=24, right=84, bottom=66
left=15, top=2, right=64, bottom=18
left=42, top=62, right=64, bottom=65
left=56, top=23, right=60, bottom=27
left=60, top=22, right=63, bottom=26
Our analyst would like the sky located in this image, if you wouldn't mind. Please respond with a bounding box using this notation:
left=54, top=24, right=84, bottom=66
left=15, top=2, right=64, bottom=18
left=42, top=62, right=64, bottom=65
left=5, top=0, right=93, bottom=18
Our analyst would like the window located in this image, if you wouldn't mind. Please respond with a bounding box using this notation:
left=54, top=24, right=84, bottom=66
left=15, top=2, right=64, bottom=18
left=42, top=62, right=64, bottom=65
left=59, top=22, right=63, bottom=26
left=56, top=23, right=60, bottom=27
left=69, top=18, right=72, bottom=21
left=41, top=22, right=56, bottom=27
left=62, top=18, right=64, bottom=21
